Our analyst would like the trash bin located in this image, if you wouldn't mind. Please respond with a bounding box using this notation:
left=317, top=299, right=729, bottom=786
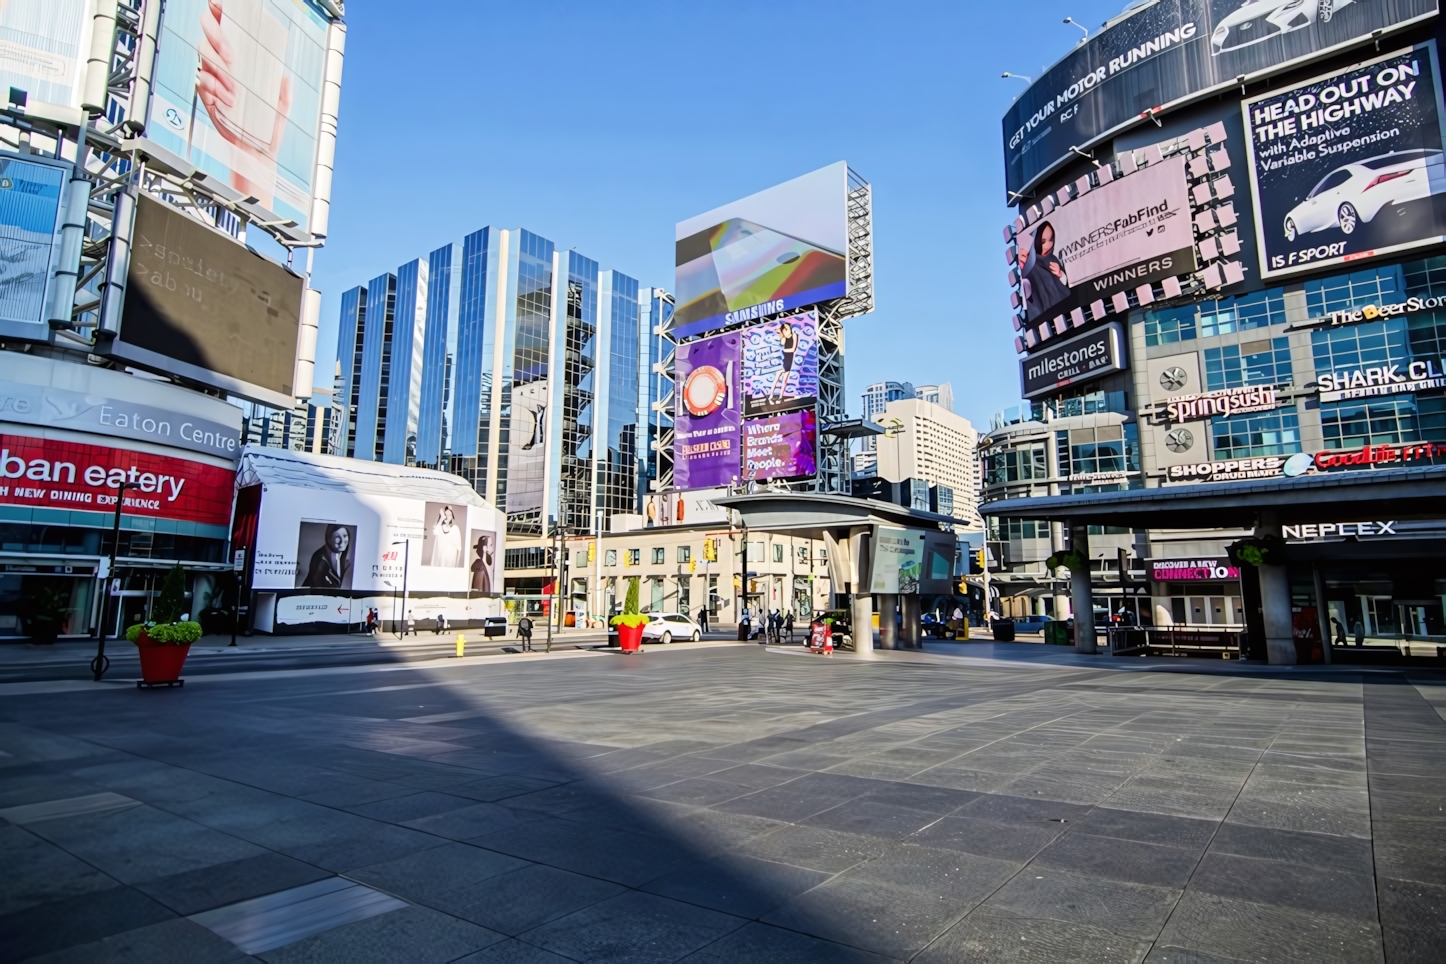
left=991, top=618, right=1015, bottom=642
left=1044, top=621, right=1070, bottom=646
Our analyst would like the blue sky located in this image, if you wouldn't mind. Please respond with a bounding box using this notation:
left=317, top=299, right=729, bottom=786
left=311, top=0, right=1125, bottom=429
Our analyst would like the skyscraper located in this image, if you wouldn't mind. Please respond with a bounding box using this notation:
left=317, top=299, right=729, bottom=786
left=335, top=227, right=657, bottom=537
left=914, top=383, right=954, bottom=412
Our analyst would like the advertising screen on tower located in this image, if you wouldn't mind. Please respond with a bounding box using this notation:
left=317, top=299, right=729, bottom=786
left=0, top=1, right=93, bottom=112
left=674, top=330, right=742, bottom=489
left=1002, top=0, right=1438, bottom=199
left=1015, top=157, right=1196, bottom=326
left=741, top=310, right=818, bottom=417
left=0, top=153, right=68, bottom=339
left=146, top=0, right=332, bottom=232
left=674, top=163, right=848, bottom=340
left=115, top=195, right=305, bottom=405
left=1243, top=43, right=1446, bottom=279
left=742, top=409, right=818, bottom=482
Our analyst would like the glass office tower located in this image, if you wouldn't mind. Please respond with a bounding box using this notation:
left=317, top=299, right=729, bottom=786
left=336, top=226, right=656, bottom=536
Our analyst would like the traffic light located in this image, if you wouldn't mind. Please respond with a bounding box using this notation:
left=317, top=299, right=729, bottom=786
left=969, top=549, right=985, bottom=574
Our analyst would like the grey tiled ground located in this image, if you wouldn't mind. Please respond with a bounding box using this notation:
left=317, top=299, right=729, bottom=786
left=1, top=647, right=1443, bottom=962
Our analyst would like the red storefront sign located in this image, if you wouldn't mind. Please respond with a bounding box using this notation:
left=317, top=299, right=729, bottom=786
left=0, top=434, right=234, bottom=527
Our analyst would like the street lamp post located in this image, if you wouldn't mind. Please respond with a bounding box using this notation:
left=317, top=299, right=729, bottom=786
left=92, top=480, right=140, bottom=682
left=391, top=540, right=410, bottom=636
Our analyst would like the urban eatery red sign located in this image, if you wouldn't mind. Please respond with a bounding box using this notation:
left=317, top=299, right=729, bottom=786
left=0, top=434, right=234, bottom=526
left=1151, top=558, right=1240, bottom=583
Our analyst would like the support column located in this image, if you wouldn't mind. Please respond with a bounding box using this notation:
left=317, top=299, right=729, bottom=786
left=878, top=594, right=898, bottom=650
left=1069, top=521, right=1097, bottom=654
left=1313, top=563, right=1332, bottom=665
left=851, top=593, right=875, bottom=657
left=1257, top=513, right=1296, bottom=665
left=900, top=594, right=921, bottom=648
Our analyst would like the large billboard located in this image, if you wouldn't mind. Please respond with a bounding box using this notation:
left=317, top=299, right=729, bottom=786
left=742, top=409, right=817, bottom=482
left=147, top=0, right=331, bottom=231
left=1020, top=323, right=1127, bottom=398
left=1243, top=43, right=1446, bottom=279
left=674, top=163, right=847, bottom=339
left=113, top=195, right=304, bottom=405
left=0, top=1, right=92, bottom=112
left=0, top=434, right=235, bottom=528
left=1002, top=0, right=1438, bottom=198
left=1016, top=156, right=1195, bottom=325
left=0, top=153, right=68, bottom=338
left=870, top=526, right=925, bottom=595
left=741, top=310, right=818, bottom=417
left=674, top=330, right=743, bottom=489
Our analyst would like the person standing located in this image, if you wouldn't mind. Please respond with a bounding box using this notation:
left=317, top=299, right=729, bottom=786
left=1352, top=618, right=1365, bottom=646
left=697, top=606, right=709, bottom=634
left=518, top=615, right=534, bottom=652
left=785, top=611, right=794, bottom=643
left=406, top=611, right=416, bottom=637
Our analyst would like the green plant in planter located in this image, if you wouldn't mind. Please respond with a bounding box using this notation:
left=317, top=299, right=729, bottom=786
left=22, top=582, right=73, bottom=643
left=125, top=564, right=202, bottom=646
left=1045, top=549, right=1086, bottom=571
left=1225, top=534, right=1286, bottom=568
left=126, top=621, right=203, bottom=645
left=610, top=576, right=649, bottom=628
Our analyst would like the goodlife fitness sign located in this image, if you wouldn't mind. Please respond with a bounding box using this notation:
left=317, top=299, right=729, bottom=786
left=0, top=435, right=234, bottom=527
left=1020, top=323, right=1125, bottom=399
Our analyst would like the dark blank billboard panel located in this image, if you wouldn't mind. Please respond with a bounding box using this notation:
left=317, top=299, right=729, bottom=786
left=1002, top=0, right=1438, bottom=198
left=1243, top=43, right=1446, bottom=278
left=121, top=195, right=303, bottom=399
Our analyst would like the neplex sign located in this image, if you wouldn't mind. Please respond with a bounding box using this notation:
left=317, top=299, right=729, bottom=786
left=1284, top=521, right=1398, bottom=540
left=1020, top=323, right=1125, bottom=399
left=0, top=435, right=234, bottom=527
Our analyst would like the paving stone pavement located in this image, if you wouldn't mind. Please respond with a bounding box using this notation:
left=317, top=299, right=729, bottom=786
left=0, top=646, right=1443, bottom=962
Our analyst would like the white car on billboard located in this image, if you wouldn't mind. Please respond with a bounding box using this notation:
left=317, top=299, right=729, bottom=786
left=1211, top=0, right=1356, bottom=55
left=1284, top=150, right=1446, bottom=240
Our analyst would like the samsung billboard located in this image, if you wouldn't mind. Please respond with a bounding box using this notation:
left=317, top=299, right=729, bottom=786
left=674, top=164, right=848, bottom=340
left=1002, top=0, right=1438, bottom=199
left=1243, top=42, right=1446, bottom=278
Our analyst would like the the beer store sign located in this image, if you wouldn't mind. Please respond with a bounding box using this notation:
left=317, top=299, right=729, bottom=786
left=1154, top=384, right=1283, bottom=423
left=1293, top=296, right=1446, bottom=332
left=1316, top=359, right=1446, bottom=403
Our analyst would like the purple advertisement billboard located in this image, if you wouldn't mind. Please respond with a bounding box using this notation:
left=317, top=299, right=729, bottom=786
left=674, top=331, right=742, bottom=489
left=741, top=310, right=819, bottom=417
left=743, top=409, right=817, bottom=482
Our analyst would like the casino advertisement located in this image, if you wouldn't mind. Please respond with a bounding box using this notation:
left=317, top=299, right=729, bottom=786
left=674, top=331, right=742, bottom=489
left=1244, top=43, right=1446, bottom=279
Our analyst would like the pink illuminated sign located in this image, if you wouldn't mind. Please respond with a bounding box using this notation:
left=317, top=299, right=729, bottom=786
left=1151, top=558, right=1239, bottom=582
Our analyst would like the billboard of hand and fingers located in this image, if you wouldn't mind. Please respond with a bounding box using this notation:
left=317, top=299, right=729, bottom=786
left=742, top=409, right=817, bottom=482
left=1243, top=43, right=1446, bottom=279
left=674, top=331, right=742, bottom=489
left=147, top=0, right=332, bottom=232
left=1015, top=156, right=1196, bottom=325
left=673, top=163, right=848, bottom=340
left=422, top=502, right=467, bottom=567
left=295, top=522, right=356, bottom=590
left=741, top=311, right=818, bottom=417
left=1002, top=0, right=1438, bottom=199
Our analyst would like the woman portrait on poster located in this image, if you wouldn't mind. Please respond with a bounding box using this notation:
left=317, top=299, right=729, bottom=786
left=430, top=505, right=464, bottom=567
left=767, top=320, right=800, bottom=404
left=1019, top=220, right=1071, bottom=321
left=471, top=532, right=496, bottom=594
left=303, top=525, right=352, bottom=589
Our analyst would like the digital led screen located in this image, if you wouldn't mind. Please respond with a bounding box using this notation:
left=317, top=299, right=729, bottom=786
left=741, top=310, right=818, bottom=417
left=674, top=163, right=847, bottom=339
left=0, top=153, right=67, bottom=337
left=117, top=194, right=304, bottom=403
left=674, top=330, right=742, bottom=489
left=1243, top=43, right=1446, bottom=279
left=742, top=409, right=817, bottom=482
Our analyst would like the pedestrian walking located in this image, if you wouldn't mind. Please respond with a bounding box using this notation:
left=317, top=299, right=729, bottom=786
left=437, top=613, right=447, bottom=635
left=1352, top=618, right=1365, bottom=646
left=697, top=606, right=709, bottom=634
left=1331, top=617, right=1346, bottom=647
left=406, top=611, right=416, bottom=637
left=785, top=611, right=794, bottom=643
left=518, top=615, right=534, bottom=652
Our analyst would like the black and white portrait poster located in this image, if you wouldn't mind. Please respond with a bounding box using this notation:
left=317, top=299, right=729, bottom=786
left=469, top=529, right=498, bottom=595
left=422, top=501, right=467, bottom=567
left=1245, top=42, right=1446, bottom=279
left=295, top=521, right=357, bottom=590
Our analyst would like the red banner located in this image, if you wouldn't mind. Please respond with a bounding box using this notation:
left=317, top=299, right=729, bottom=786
left=0, top=434, right=235, bottom=527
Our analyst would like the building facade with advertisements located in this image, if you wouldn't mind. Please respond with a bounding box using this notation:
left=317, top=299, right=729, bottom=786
left=983, top=2, right=1446, bottom=661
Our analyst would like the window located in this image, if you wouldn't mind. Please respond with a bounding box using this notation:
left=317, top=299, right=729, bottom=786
left=1144, top=288, right=1287, bottom=345
left=988, top=442, right=1047, bottom=485
left=797, top=545, right=809, bottom=563
left=1304, top=264, right=1403, bottom=318
left=1212, top=410, right=1301, bottom=458
left=1407, top=310, right=1446, bottom=360
left=1403, top=253, right=1446, bottom=298
left=1058, top=424, right=1136, bottom=476
left=678, top=579, right=690, bottom=613
left=651, top=547, right=665, bottom=565
left=989, top=517, right=1048, bottom=540
left=773, top=544, right=784, bottom=563
left=574, top=550, right=588, bottom=568
left=1312, top=318, right=1409, bottom=376
left=677, top=545, right=691, bottom=564
left=605, top=549, right=617, bottom=566
left=626, top=548, right=640, bottom=567
left=1321, top=397, right=1419, bottom=449
left=1203, top=337, right=1292, bottom=390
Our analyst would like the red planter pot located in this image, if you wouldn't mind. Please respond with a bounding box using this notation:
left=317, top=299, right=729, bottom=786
left=135, top=632, right=191, bottom=682
left=616, top=623, right=643, bottom=653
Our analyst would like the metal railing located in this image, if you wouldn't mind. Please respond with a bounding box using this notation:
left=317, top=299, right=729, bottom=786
left=1108, top=627, right=1244, bottom=659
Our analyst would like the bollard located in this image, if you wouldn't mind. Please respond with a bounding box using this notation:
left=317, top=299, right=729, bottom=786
left=455, top=634, right=465, bottom=658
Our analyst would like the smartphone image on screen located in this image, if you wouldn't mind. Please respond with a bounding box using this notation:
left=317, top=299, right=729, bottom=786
left=706, top=219, right=845, bottom=311
left=212, top=0, right=289, bottom=154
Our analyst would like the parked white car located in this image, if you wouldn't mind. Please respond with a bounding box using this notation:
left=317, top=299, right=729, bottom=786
left=640, top=612, right=702, bottom=643
left=1284, top=150, right=1446, bottom=240
left=1211, top=0, right=1355, bottom=56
